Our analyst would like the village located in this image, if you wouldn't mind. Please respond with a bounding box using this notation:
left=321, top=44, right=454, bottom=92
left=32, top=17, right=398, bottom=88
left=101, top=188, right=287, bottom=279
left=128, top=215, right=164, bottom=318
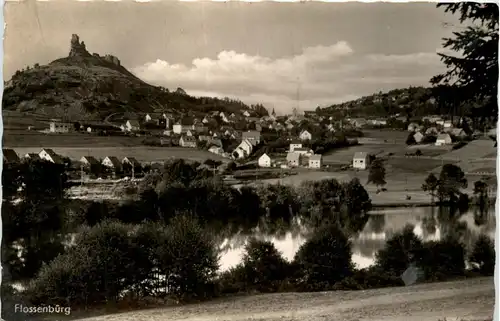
left=4, top=104, right=496, bottom=185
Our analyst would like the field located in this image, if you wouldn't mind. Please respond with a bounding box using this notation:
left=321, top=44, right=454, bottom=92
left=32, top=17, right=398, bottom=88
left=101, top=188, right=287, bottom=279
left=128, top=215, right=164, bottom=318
left=11, top=146, right=226, bottom=163
left=3, top=130, right=146, bottom=148
left=67, top=277, right=493, bottom=321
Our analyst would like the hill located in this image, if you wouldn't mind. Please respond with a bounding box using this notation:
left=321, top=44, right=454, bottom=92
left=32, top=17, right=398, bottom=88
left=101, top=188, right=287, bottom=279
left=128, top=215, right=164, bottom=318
left=319, top=86, right=440, bottom=118
left=2, top=34, right=267, bottom=121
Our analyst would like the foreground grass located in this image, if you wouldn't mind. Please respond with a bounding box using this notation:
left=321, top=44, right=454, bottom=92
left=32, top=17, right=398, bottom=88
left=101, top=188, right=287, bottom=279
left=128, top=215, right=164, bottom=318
left=32, top=277, right=493, bottom=321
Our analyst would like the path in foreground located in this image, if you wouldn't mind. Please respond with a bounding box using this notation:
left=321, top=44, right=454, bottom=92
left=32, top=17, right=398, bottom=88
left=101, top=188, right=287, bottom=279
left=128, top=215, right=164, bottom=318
left=78, top=277, right=494, bottom=321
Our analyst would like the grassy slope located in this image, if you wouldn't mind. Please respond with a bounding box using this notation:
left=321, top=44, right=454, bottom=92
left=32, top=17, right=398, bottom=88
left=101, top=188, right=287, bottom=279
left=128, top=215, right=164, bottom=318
left=58, top=277, right=494, bottom=321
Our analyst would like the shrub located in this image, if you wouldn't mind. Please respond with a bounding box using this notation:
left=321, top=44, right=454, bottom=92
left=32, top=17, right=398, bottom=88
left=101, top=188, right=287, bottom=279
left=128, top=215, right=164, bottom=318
left=26, top=220, right=141, bottom=307
left=375, top=224, right=423, bottom=277
left=419, top=237, right=466, bottom=281
left=293, top=224, right=354, bottom=290
left=157, top=214, right=220, bottom=301
left=238, top=238, right=291, bottom=293
left=469, top=234, right=495, bottom=276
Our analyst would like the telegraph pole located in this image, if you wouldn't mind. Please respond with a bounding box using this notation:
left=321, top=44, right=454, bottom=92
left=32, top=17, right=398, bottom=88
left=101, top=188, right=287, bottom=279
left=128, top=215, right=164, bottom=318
left=80, top=165, right=84, bottom=187
left=132, top=165, right=135, bottom=180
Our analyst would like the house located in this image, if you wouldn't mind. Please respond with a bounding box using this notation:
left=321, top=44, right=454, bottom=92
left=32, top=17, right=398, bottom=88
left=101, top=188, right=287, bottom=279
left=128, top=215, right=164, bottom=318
left=349, top=118, right=367, bottom=128
left=443, top=120, right=453, bottom=128
left=425, top=127, right=439, bottom=136
left=186, top=130, right=194, bottom=137
left=23, top=153, right=41, bottom=162
left=125, top=120, right=140, bottom=132
left=198, top=135, right=212, bottom=142
left=102, top=156, right=122, bottom=172
left=293, top=147, right=313, bottom=156
left=435, top=133, right=452, bottom=146
left=219, top=112, right=230, bottom=123
left=309, top=154, right=322, bottom=169
left=289, top=142, right=303, bottom=152
left=39, top=149, right=63, bottom=164
left=49, top=121, right=72, bottom=133
left=241, top=131, right=261, bottom=144
left=286, top=152, right=300, bottom=167
left=122, top=157, right=141, bottom=169
left=173, top=118, right=195, bottom=134
left=449, top=128, right=467, bottom=138
left=407, top=122, right=420, bottom=132
left=3, top=149, right=20, bottom=164
left=353, top=152, right=370, bottom=170
left=413, top=132, right=424, bottom=144
left=208, top=146, right=224, bottom=155
left=144, top=113, right=153, bottom=122
left=286, top=123, right=295, bottom=130
left=179, top=135, right=197, bottom=148
left=258, top=153, right=272, bottom=168
left=243, top=110, right=251, bottom=117
left=233, top=139, right=254, bottom=159
left=79, top=156, right=99, bottom=168
left=299, top=130, right=312, bottom=141
left=194, top=123, right=208, bottom=134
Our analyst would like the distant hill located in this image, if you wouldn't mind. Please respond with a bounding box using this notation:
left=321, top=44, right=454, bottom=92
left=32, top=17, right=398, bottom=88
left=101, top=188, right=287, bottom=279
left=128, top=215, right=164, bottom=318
left=3, top=34, right=267, bottom=121
left=319, top=86, right=440, bottom=118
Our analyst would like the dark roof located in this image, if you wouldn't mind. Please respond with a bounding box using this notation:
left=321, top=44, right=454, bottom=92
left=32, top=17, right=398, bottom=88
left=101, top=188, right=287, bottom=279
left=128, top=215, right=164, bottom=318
left=127, top=120, right=140, bottom=127
left=180, top=117, right=195, bottom=126
left=80, top=156, right=99, bottom=166
left=3, top=149, right=20, bottom=163
left=103, top=156, right=122, bottom=168
left=41, top=149, right=64, bottom=164
left=25, top=153, right=41, bottom=161
left=123, top=157, right=141, bottom=166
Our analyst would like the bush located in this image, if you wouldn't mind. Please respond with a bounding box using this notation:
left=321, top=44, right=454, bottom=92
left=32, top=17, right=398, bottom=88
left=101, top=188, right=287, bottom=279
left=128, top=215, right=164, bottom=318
left=469, top=234, right=495, bottom=276
left=293, top=224, right=354, bottom=290
left=419, top=237, right=466, bottom=281
left=157, top=214, right=220, bottom=301
left=240, top=238, right=291, bottom=293
left=374, top=224, right=423, bottom=277
left=26, top=220, right=139, bottom=307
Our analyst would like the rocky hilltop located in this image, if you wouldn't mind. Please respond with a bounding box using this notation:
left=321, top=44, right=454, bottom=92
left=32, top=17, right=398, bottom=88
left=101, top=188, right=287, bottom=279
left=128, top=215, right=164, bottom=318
left=3, top=34, right=256, bottom=121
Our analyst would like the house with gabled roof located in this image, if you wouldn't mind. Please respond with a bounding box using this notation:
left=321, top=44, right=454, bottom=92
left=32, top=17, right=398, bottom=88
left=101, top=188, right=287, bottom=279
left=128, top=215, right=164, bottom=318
left=435, top=133, right=452, bottom=146
left=241, top=131, right=261, bottom=144
left=3, top=149, right=20, bottom=164
left=80, top=156, right=99, bottom=168
left=102, top=156, right=122, bottom=172
left=286, top=152, right=300, bottom=167
left=258, top=153, right=272, bottom=168
left=309, top=154, right=322, bottom=169
left=179, top=135, right=197, bottom=148
left=125, top=120, right=140, bottom=132
left=299, top=130, right=312, bottom=141
left=122, top=157, right=141, bottom=168
left=233, top=139, right=254, bottom=159
left=23, top=153, right=41, bottom=162
left=353, top=152, right=370, bottom=170
left=39, top=149, right=63, bottom=164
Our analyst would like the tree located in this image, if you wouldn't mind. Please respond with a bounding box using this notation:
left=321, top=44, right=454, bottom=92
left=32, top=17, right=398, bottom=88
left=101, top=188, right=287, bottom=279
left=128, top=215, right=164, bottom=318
left=431, top=3, right=498, bottom=124
left=421, top=173, right=439, bottom=204
left=367, top=159, right=386, bottom=190
left=469, top=234, right=495, bottom=276
left=293, top=224, right=354, bottom=288
left=473, top=179, right=489, bottom=214
left=239, top=238, right=290, bottom=292
left=375, top=224, right=423, bottom=277
left=437, top=164, right=468, bottom=203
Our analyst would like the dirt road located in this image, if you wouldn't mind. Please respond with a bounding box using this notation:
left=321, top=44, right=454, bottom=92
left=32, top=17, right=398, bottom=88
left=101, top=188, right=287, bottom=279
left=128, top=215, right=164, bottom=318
left=77, top=277, right=494, bottom=321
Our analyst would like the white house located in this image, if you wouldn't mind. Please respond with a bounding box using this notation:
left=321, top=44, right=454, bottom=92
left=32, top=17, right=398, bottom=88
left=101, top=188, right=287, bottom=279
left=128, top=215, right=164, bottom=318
left=407, top=122, right=419, bottom=132
left=435, top=133, right=452, bottom=146
left=125, top=120, right=140, bottom=132
left=219, top=112, right=230, bottom=123
left=258, top=153, right=272, bottom=168
left=39, top=149, right=63, bottom=164
left=145, top=113, right=153, bottom=122
left=243, top=110, right=251, bottom=117
left=233, top=139, right=254, bottom=159
left=208, top=146, right=224, bottom=155
left=299, top=130, right=312, bottom=141
left=293, top=147, right=313, bottom=156
left=289, top=142, right=303, bottom=152
left=49, top=121, right=72, bottom=133
left=413, top=132, right=424, bottom=144
left=102, top=156, right=122, bottom=172
left=309, top=154, right=322, bottom=169
left=353, top=152, right=370, bottom=170
left=286, top=152, right=300, bottom=167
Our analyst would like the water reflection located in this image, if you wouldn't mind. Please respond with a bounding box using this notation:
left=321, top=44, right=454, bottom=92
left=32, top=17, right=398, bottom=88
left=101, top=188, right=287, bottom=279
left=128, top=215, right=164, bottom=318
left=219, top=206, right=496, bottom=271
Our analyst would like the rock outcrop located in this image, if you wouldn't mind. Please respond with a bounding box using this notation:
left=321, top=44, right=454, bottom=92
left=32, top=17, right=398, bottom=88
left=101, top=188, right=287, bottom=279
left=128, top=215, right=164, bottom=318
left=69, top=34, right=91, bottom=58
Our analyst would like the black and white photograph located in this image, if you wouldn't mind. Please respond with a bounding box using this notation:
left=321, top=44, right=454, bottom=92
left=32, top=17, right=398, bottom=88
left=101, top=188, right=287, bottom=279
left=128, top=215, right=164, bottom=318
left=1, top=1, right=497, bottom=321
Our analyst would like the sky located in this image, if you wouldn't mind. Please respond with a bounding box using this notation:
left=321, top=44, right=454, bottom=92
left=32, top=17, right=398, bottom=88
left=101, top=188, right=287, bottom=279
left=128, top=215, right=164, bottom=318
left=4, top=1, right=461, bottom=114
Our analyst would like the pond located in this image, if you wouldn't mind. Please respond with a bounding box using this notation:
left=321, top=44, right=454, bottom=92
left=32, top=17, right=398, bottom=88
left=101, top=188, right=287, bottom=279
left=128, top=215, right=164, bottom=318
left=219, top=206, right=496, bottom=271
